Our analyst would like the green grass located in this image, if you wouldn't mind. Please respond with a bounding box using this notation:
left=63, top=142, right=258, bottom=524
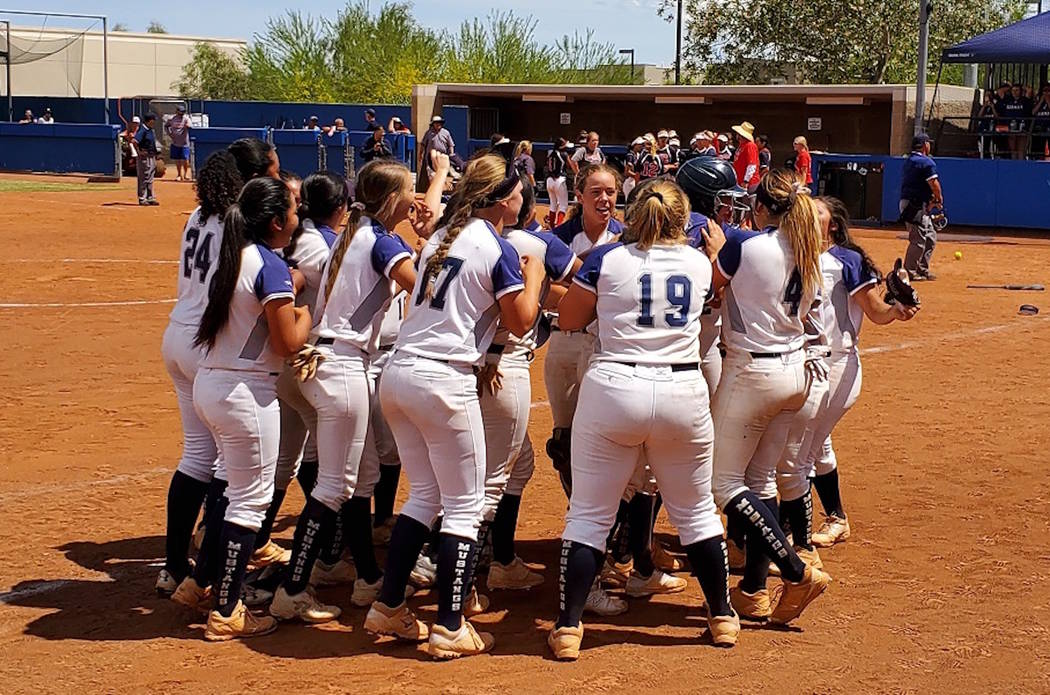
left=0, top=180, right=121, bottom=193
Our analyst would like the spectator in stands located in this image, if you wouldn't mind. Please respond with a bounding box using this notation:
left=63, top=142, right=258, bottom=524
left=756, top=134, right=772, bottom=177
left=387, top=116, right=410, bottom=134
left=165, top=105, right=192, bottom=182
left=324, top=117, right=347, bottom=137
left=513, top=140, right=536, bottom=187
left=976, top=92, right=997, bottom=158
left=36, top=108, right=55, bottom=124
left=1032, top=84, right=1050, bottom=160
left=793, top=135, right=813, bottom=185
left=1002, top=83, right=1033, bottom=160
left=364, top=108, right=378, bottom=130
left=731, top=121, right=760, bottom=192
left=569, top=130, right=605, bottom=174
left=899, top=133, right=944, bottom=281
left=417, top=114, right=462, bottom=190
left=135, top=113, right=160, bottom=206
left=360, top=125, right=393, bottom=162
left=305, top=115, right=321, bottom=132
left=19, top=109, right=34, bottom=124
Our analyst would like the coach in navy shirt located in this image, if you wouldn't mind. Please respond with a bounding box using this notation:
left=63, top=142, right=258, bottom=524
left=899, top=133, right=944, bottom=280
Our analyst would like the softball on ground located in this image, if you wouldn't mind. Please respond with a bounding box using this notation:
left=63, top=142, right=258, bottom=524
left=954, top=251, right=963, bottom=260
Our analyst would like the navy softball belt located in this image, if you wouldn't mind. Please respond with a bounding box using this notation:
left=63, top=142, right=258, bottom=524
left=612, top=361, right=698, bottom=372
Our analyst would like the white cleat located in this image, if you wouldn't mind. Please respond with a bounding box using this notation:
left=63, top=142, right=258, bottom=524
left=268, top=585, right=341, bottom=623
left=487, top=557, right=544, bottom=590
left=584, top=584, right=628, bottom=617
left=625, top=569, right=688, bottom=597
left=409, top=554, right=437, bottom=588
left=310, top=559, right=356, bottom=587
left=155, top=569, right=178, bottom=596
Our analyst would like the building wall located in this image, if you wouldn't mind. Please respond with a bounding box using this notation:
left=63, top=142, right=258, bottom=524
left=1, top=27, right=245, bottom=99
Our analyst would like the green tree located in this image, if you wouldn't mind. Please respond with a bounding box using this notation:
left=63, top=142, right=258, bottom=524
left=241, top=12, right=336, bottom=102
left=111, top=22, right=129, bottom=32
left=146, top=21, right=167, bottom=34
left=663, top=0, right=1026, bottom=85
left=172, top=43, right=251, bottom=100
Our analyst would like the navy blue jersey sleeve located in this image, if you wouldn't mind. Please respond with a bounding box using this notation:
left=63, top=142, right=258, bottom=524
left=551, top=216, right=579, bottom=247
left=685, top=212, right=710, bottom=249
left=573, top=242, right=622, bottom=293
left=317, top=225, right=338, bottom=249
left=254, top=246, right=296, bottom=304
left=923, top=156, right=939, bottom=180
left=371, top=230, right=413, bottom=278
left=830, top=246, right=878, bottom=294
left=716, top=231, right=745, bottom=278
left=524, top=230, right=576, bottom=281
left=492, top=236, right=525, bottom=299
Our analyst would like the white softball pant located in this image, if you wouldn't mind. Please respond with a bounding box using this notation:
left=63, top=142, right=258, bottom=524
left=299, top=345, right=377, bottom=513
left=711, top=350, right=816, bottom=508
left=700, top=311, right=723, bottom=395
left=774, top=364, right=831, bottom=502
left=542, top=330, right=595, bottom=428
left=480, top=356, right=532, bottom=520
left=366, top=348, right=400, bottom=468
left=809, top=351, right=863, bottom=477
left=546, top=176, right=568, bottom=214
left=380, top=352, right=485, bottom=539
left=193, top=368, right=279, bottom=531
left=505, top=434, right=536, bottom=497
left=275, top=367, right=317, bottom=491
left=161, top=321, right=217, bottom=483
left=563, top=362, right=724, bottom=552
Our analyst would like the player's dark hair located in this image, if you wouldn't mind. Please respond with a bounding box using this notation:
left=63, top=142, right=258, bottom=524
left=817, top=196, right=880, bottom=278
left=195, top=150, right=243, bottom=221
left=301, top=171, right=348, bottom=225
left=279, top=170, right=305, bottom=259
left=324, top=160, right=411, bottom=303
left=226, top=138, right=276, bottom=182
left=510, top=174, right=536, bottom=230
left=566, top=162, right=622, bottom=222
left=195, top=177, right=293, bottom=350
left=622, top=178, right=689, bottom=250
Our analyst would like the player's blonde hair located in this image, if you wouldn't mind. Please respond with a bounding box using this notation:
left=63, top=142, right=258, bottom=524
left=424, top=154, right=511, bottom=299
left=621, top=178, right=689, bottom=250
left=324, top=160, right=410, bottom=303
left=756, top=169, right=822, bottom=300
left=566, top=162, right=621, bottom=222
left=514, top=140, right=532, bottom=158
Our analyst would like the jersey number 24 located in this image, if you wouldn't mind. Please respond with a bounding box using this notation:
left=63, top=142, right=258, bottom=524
left=638, top=273, right=692, bottom=327
left=182, top=227, right=213, bottom=284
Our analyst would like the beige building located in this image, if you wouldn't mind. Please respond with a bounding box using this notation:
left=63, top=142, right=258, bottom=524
left=1, top=26, right=245, bottom=98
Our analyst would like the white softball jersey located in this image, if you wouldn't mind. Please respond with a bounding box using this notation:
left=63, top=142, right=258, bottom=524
left=285, top=218, right=337, bottom=316
left=169, top=208, right=224, bottom=327
left=395, top=217, right=525, bottom=366
left=312, top=216, right=413, bottom=354
left=717, top=226, right=818, bottom=355
left=201, top=243, right=296, bottom=373
left=820, top=245, right=878, bottom=355
left=552, top=215, right=624, bottom=257
left=377, top=289, right=407, bottom=348
left=573, top=241, right=713, bottom=364
left=492, top=228, right=576, bottom=358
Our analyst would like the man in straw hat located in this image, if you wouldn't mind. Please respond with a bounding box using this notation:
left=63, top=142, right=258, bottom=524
left=731, top=121, right=760, bottom=192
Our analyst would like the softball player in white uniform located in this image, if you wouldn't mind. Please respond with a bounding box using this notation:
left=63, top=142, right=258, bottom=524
left=704, top=169, right=832, bottom=626
left=270, top=161, right=418, bottom=623
left=480, top=180, right=579, bottom=592
left=158, top=140, right=281, bottom=596
left=548, top=179, right=737, bottom=661
left=364, top=154, right=545, bottom=659
left=367, top=289, right=407, bottom=543
left=172, top=177, right=311, bottom=641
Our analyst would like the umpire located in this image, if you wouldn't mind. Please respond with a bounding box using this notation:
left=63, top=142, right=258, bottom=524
left=899, top=133, right=943, bottom=280
left=135, top=113, right=160, bottom=206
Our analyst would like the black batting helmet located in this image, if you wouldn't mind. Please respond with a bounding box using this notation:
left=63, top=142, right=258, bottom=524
left=676, top=156, right=750, bottom=223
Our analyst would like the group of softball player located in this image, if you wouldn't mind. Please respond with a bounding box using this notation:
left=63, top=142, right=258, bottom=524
left=156, top=134, right=918, bottom=659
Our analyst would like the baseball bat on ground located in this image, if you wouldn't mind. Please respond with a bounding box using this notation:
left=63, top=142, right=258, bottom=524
left=966, top=284, right=1045, bottom=291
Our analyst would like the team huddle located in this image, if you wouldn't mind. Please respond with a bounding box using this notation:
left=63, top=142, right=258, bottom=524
left=157, top=135, right=919, bottom=660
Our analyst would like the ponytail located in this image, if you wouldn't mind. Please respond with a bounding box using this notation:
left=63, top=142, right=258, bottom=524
left=758, top=169, right=822, bottom=300
left=196, top=151, right=243, bottom=221
left=622, top=178, right=689, bottom=250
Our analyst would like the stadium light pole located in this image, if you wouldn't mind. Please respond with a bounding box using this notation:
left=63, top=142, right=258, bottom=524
left=619, top=48, right=635, bottom=84
left=675, top=0, right=683, bottom=85
left=2, top=21, right=10, bottom=122
left=914, top=0, right=932, bottom=135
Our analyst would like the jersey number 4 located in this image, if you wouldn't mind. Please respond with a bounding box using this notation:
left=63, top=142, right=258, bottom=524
left=782, top=269, right=803, bottom=316
left=182, top=227, right=213, bottom=284
left=415, top=257, right=464, bottom=310
left=638, top=273, right=692, bottom=327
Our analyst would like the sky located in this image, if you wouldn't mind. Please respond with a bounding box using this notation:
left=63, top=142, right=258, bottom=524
left=0, top=0, right=677, bottom=65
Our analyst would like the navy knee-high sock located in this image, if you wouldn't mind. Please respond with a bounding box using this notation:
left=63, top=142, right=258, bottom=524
left=726, top=512, right=747, bottom=549
left=556, top=540, right=603, bottom=629
left=436, top=533, right=478, bottom=632
left=725, top=491, right=806, bottom=584
left=284, top=497, right=337, bottom=596
left=812, top=469, right=845, bottom=519
left=297, top=458, right=318, bottom=496
left=684, top=536, right=732, bottom=616
left=491, top=493, right=522, bottom=566
left=254, top=487, right=287, bottom=551
left=781, top=490, right=814, bottom=551
left=469, top=520, right=492, bottom=579
left=164, top=471, right=210, bottom=580
left=740, top=496, right=778, bottom=593
left=215, top=521, right=257, bottom=617
left=377, top=515, right=430, bottom=607
left=425, top=516, right=443, bottom=562
left=628, top=493, right=657, bottom=577
left=192, top=479, right=229, bottom=587
left=608, top=499, right=632, bottom=563
left=318, top=507, right=345, bottom=566
left=373, top=464, right=401, bottom=526
left=344, top=496, right=381, bottom=584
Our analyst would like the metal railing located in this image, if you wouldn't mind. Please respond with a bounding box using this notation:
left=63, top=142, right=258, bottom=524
left=934, top=115, right=1050, bottom=160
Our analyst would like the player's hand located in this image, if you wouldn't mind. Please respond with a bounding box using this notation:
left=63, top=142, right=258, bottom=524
left=521, top=255, right=545, bottom=285
left=409, top=200, right=435, bottom=238
left=894, top=303, right=920, bottom=321
left=476, top=362, right=504, bottom=396
left=701, top=219, right=726, bottom=261
left=290, top=268, right=306, bottom=295
left=430, top=151, right=451, bottom=174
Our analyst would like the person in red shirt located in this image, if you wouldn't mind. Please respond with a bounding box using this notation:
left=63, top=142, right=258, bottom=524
left=793, top=135, right=813, bottom=185
left=731, top=121, right=760, bottom=191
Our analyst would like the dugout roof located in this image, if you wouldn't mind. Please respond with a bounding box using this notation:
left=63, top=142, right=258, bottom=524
left=942, top=11, right=1050, bottom=64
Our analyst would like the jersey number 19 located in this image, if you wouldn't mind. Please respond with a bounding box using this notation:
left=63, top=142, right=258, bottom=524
left=637, top=273, right=692, bottom=328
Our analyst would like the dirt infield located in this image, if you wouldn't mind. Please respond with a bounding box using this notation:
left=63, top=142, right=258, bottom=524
left=1, top=174, right=1048, bottom=694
